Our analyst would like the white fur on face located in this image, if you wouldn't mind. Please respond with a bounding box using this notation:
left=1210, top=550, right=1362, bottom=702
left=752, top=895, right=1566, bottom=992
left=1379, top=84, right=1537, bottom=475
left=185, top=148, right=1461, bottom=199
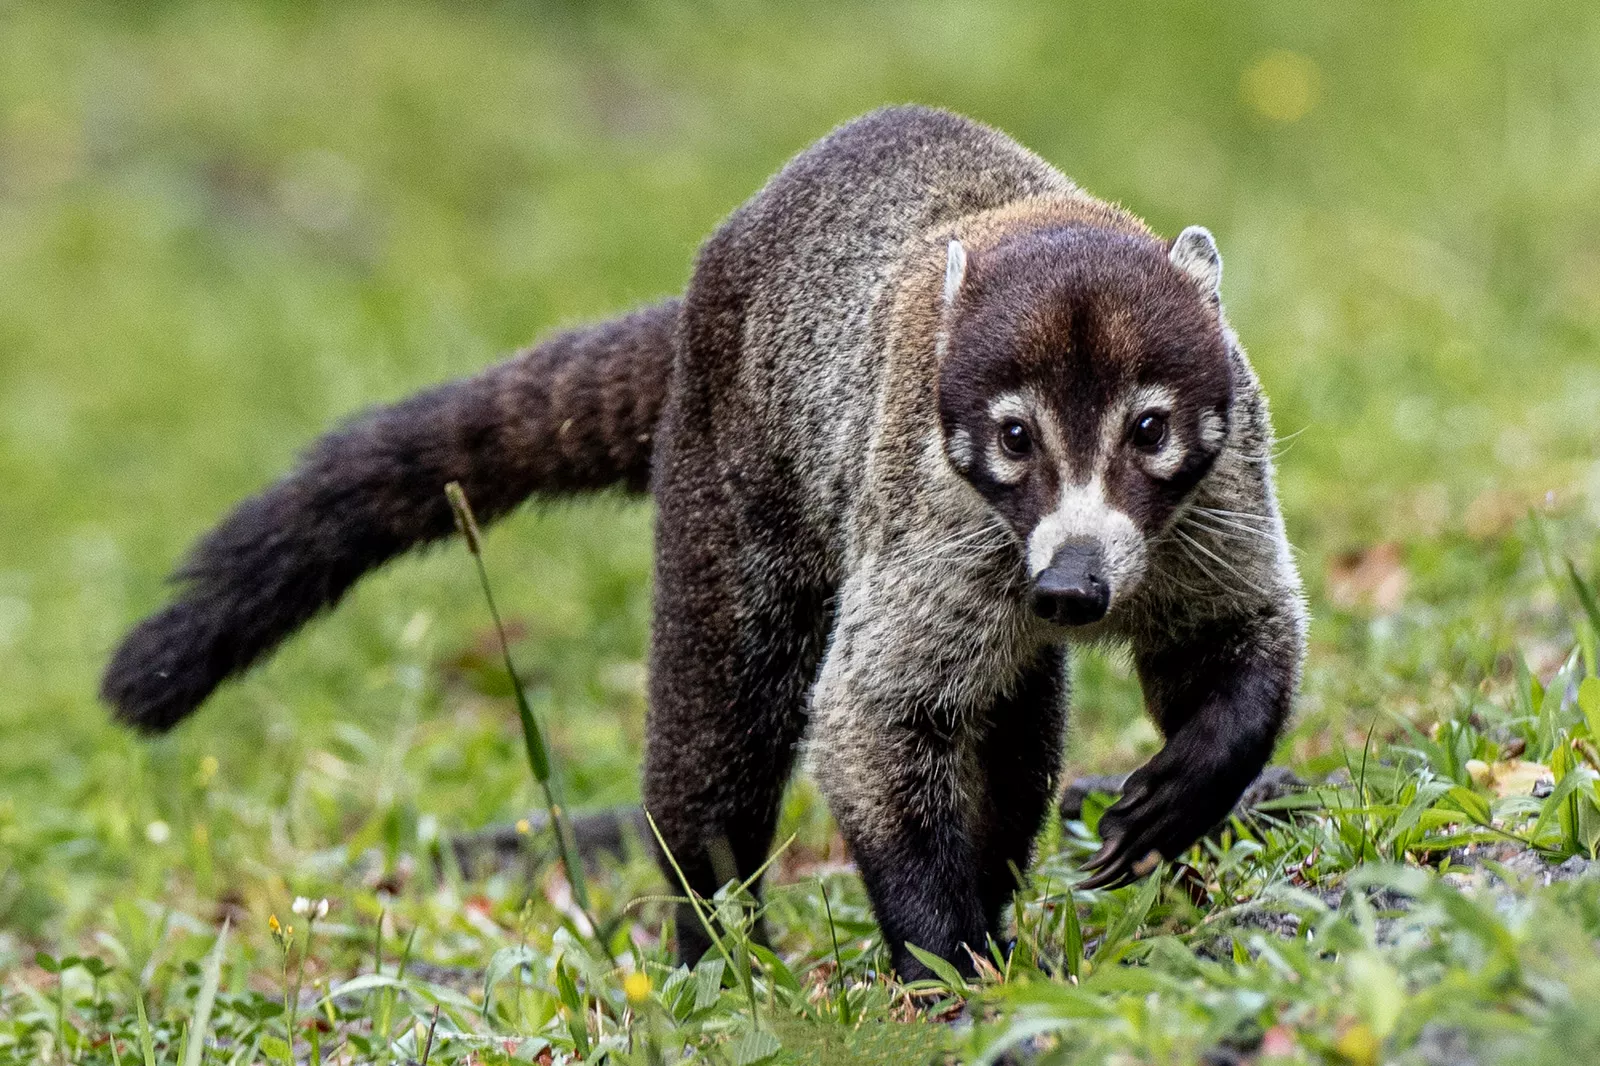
left=1026, top=475, right=1146, bottom=603
left=946, top=427, right=974, bottom=472
left=984, top=391, right=1038, bottom=485
left=1121, top=384, right=1185, bottom=480
left=1023, top=392, right=1156, bottom=604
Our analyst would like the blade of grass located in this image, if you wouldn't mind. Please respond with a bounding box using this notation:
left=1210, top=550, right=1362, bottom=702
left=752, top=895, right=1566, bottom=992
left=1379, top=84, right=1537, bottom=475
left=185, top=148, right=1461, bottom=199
left=181, top=920, right=229, bottom=1066
left=444, top=482, right=607, bottom=959
left=134, top=993, right=156, bottom=1066
left=818, top=880, right=851, bottom=1025
left=643, top=810, right=761, bottom=1027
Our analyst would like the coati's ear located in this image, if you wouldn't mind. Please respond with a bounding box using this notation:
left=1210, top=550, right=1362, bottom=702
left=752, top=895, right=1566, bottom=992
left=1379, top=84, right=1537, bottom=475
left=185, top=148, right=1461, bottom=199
left=1169, top=225, right=1222, bottom=301
left=944, top=238, right=968, bottom=306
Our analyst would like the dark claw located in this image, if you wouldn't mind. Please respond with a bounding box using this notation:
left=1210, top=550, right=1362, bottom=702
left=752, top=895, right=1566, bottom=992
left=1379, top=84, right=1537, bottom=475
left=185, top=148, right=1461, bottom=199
left=1076, top=862, right=1132, bottom=891
left=1080, top=843, right=1113, bottom=872
left=1077, top=831, right=1140, bottom=888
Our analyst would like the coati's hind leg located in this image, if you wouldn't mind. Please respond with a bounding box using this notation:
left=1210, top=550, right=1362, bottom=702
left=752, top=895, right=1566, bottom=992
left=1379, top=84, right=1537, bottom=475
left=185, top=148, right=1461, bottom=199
left=643, top=453, right=832, bottom=962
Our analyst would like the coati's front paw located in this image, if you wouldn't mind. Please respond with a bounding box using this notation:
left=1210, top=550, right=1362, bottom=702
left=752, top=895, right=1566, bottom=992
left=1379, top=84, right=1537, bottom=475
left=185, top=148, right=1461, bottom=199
left=1076, top=759, right=1228, bottom=890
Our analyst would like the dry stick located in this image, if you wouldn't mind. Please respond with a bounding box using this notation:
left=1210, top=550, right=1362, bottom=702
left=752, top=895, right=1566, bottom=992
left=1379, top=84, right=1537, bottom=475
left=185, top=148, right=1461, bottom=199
left=444, top=482, right=610, bottom=963
left=419, top=1005, right=440, bottom=1066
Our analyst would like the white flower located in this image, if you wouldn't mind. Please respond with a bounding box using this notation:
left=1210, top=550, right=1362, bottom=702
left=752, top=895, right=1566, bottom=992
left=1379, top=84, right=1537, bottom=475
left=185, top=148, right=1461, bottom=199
left=314, top=898, right=330, bottom=920
left=292, top=896, right=312, bottom=916
left=145, top=820, right=170, bottom=845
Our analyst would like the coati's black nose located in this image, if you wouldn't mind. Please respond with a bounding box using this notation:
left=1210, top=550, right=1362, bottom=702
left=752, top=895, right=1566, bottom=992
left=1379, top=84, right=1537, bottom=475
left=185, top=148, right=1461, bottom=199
left=1031, top=543, right=1110, bottom=626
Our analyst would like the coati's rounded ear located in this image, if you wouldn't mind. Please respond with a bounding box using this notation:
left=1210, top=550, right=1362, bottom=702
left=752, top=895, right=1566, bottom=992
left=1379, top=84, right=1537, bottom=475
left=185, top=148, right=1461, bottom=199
left=1169, top=226, right=1222, bottom=301
left=944, top=238, right=968, bottom=306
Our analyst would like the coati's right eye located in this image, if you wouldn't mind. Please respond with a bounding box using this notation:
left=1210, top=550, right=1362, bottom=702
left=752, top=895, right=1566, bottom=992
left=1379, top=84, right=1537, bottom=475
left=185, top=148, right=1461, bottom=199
left=998, top=420, right=1033, bottom=457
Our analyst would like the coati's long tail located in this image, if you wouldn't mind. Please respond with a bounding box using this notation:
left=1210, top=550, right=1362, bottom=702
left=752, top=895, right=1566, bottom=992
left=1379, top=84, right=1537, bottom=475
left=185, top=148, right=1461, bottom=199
left=102, top=299, right=680, bottom=733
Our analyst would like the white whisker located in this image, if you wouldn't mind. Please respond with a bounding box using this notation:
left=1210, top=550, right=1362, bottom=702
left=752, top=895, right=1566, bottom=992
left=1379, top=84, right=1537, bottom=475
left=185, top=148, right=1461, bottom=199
left=1183, top=512, right=1277, bottom=544
left=1190, top=505, right=1274, bottom=525
left=1173, top=527, right=1271, bottom=597
left=1168, top=532, right=1227, bottom=591
left=895, top=522, right=1012, bottom=572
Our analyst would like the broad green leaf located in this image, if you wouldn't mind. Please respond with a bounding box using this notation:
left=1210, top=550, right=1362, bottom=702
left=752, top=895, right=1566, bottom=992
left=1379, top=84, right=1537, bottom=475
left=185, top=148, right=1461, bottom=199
left=730, top=1027, right=782, bottom=1066
left=554, top=957, right=584, bottom=1017
left=135, top=993, right=157, bottom=1066
left=1092, top=870, right=1162, bottom=967
left=693, top=956, right=726, bottom=1011
left=749, top=944, right=800, bottom=996
left=1568, top=560, right=1600, bottom=638
left=1579, top=677, right=1600, bottom=739
left=904, top=943, right=970, bottom=993
left=1445, top=786, right=1492, bottom=826
left=1061, top=887, right=1083, bottom=981
left=1346, top=950, right=1404, bottom=1038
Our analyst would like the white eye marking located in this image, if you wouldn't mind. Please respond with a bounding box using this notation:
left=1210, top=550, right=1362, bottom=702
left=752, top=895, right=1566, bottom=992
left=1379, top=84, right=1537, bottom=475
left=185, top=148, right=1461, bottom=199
left=1116, top=385, right=1186, bottom=478
left=1140, top=439, right=1185, bottom=480
left=1026, top=476, right=1147, bottom=604
left=1198, top=409, right=1226, bottom=449
left=987, top=392, right=1032, bottom=425
left=947, top=428, right=974, bottom=471
left=985, top=440, right=1029, bottom=485
left=983, top=391, right=1039, bottom=485
left=1123, top=385, right=1179, bottom=432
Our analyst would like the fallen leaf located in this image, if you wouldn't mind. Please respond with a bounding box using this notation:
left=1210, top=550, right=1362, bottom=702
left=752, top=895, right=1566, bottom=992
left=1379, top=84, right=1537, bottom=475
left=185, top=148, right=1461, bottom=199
left=1470, top=758, right=1553, bottom=798
left=1327, top=543, right=1408, bottom=613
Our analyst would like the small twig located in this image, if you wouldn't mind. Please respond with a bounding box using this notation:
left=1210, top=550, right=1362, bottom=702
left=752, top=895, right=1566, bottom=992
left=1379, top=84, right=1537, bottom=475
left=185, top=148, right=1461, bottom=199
left=419, top=1004, right=440, bottom=1066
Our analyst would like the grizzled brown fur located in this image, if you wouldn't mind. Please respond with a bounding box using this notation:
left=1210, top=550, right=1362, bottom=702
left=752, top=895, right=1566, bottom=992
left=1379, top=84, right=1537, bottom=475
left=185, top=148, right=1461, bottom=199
left=103, top=107, right=1304, bottom=982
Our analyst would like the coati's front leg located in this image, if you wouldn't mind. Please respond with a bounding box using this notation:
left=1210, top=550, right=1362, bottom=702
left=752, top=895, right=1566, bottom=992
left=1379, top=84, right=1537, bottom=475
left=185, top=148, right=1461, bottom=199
left=809, top=564, right=1062, bottom=981
left=1079, top=611, right=1300, bottom=888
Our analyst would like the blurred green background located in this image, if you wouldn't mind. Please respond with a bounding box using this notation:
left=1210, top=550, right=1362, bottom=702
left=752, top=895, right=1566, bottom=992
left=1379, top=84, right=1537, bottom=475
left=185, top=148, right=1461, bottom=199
left=2, top=0, right=1598, bottom=947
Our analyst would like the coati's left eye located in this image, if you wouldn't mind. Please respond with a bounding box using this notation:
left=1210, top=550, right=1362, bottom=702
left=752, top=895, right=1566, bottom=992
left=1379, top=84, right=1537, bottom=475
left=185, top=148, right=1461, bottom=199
left=1131, top=411, right=1169, bottom=451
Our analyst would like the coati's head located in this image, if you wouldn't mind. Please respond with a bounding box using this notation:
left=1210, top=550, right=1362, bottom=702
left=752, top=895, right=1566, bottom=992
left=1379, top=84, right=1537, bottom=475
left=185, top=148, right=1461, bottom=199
left=938, top=223, right=1234, bottom=626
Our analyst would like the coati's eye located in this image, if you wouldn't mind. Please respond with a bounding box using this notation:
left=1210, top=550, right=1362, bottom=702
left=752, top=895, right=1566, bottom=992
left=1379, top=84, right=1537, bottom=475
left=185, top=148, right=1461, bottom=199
left=1131, top=411, right=1169, bottom=451
left=998, top=420, right=1033, bottom=457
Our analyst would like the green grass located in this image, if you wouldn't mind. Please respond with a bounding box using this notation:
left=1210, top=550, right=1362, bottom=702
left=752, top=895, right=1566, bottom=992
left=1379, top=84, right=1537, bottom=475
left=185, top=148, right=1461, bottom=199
left=4, top=0, right=1600, bottom=1062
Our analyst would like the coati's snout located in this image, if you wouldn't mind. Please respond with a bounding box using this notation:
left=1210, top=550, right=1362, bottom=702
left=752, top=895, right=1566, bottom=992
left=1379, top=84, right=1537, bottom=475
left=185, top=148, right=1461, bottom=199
left=1030, top=541, right=1109, bottom=625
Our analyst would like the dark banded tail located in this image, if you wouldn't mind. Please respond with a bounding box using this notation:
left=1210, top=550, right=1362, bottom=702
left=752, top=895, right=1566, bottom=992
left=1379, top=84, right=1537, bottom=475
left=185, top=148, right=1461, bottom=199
left=102, top=299, right=679, bottom=732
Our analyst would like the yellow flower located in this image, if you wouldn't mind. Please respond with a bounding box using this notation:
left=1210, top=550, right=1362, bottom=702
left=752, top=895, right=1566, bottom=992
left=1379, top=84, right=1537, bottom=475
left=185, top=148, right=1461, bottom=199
left=1335, top=1023, right=1380, bottom=1066
left=268, top=914, right=281, bottom=935
left=624, top=971, right=652, bottom=1005
left=515, top=819, right=532, bottom=835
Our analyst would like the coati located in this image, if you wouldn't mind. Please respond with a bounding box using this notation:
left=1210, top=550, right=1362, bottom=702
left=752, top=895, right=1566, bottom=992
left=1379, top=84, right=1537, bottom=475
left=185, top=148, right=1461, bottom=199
left=103, top=105, right=1305, bottom=981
